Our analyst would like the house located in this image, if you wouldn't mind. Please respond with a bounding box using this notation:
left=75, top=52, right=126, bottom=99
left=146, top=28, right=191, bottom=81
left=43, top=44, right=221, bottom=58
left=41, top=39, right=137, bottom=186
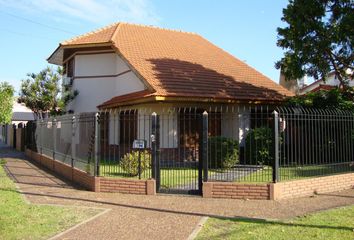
left=11, top=100, right=35, bottom=125
left=47, top=22, right=292, bottom=163
left=300, top=72, right=354, bottom=95
left=0, top=100, right=34, bottom=146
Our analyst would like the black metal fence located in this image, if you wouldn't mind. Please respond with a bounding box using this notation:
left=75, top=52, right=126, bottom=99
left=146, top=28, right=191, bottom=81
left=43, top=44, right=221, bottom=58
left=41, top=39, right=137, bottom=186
left=277, top=107, right=354, bottom=181
left=23, top=105, right=354, bottom=195
left=25, top=113, right=97, bottom=174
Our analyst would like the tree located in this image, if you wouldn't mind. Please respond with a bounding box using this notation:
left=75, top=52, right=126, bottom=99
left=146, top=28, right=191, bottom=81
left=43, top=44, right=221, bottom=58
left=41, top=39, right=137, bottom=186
left=286, top=87, right=354, bottom=110
left=18, top=67, right=78, bottom=119
left=276, top=0, right=354, bottom=87
left=0, top=82, right=14, bottom=124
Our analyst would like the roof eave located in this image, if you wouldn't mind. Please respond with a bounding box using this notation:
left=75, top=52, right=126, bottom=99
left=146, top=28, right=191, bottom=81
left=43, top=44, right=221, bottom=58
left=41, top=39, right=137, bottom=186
left=99, top=95, right=288, bottom=109
left=47, top=42, right=113, bottom=65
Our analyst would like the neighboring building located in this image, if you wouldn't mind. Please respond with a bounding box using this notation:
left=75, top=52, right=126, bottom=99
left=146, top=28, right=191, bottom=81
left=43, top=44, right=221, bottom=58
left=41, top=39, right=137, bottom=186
left=300, top=72, right=354, bottom=95
left=47, top=22, right=292, bottom=159
left=0, top=100, right=34, bottom=146
left=11, top=100, right=35, bottom=125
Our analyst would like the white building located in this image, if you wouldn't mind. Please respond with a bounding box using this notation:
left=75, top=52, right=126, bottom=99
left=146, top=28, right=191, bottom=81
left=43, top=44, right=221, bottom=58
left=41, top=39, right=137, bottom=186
left=300, top=72, right=354, bottom=95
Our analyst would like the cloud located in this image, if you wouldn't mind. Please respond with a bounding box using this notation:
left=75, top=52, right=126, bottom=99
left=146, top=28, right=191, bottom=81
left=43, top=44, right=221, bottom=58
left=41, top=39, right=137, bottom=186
left=0, top=0, right=160, bottom=25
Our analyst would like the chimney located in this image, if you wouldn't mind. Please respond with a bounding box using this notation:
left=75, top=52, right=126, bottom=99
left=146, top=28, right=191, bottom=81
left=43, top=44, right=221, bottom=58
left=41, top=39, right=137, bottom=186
left=279, top=70, right=299, bottom=94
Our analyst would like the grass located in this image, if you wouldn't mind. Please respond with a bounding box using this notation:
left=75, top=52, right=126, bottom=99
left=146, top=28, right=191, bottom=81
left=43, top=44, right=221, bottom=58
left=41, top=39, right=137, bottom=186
left=100, top=160, right=353, bottom=187
left=196, top=206, right=354, bottom=240
left=0, top=160, right=100, bottom=240
left=159, top=168, right=199, bottom=189
left=238, top=164, right=353, bottom=183
left=100, top=163, right=200, bottom=189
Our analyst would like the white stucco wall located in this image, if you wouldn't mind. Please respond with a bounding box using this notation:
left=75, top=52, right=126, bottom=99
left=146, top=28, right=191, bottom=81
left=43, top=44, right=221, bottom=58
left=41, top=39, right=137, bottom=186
left=301, top=74, right=354, bottom=94
left=108, top=104, right=250, bottom=149
left=137, top=105, right=178, bottom=149
left=220, top=109, right=250, bottom=145
left=67, top=53, right=146, bottom=113
left=107, top=105, right=178, bottom=148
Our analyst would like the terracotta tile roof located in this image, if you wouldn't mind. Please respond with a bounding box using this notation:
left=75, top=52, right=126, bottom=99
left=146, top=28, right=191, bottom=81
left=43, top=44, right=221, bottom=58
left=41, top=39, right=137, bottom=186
left=53, top=23, right=293, bottom=105
left=311, top=84, right=336, bottom=92
left=62, top=23, right=118, bottom=46
left=98, top=90, right=153, bottom=108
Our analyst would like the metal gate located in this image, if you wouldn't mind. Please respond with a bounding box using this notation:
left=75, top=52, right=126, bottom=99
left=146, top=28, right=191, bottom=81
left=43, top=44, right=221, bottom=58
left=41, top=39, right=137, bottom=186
left=151, top=109, right=206, bottom=195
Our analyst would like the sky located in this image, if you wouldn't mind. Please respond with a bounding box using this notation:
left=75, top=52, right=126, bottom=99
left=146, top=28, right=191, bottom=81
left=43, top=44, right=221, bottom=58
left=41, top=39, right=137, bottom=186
left=0, top=0, right=293, bottom=94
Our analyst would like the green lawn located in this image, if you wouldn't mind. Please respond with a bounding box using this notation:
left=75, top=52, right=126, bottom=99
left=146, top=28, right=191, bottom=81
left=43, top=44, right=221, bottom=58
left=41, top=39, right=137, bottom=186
left=100, top=160, right=353, bottom=187
left=100, top=163, right=152, bottom=179
left=100, top=163, right=200, bottom=189
left=160, top=168, right=199, bottom=189
left=0, top=160, right=100, bottom=240
left=197, top=206, right=354, bottom=240
left=238, top=164, right=353, bottom=183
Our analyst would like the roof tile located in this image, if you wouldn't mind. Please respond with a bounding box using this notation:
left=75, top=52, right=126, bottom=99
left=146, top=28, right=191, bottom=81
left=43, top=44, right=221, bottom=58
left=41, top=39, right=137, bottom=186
left=56, top=23, right=293, bottom=105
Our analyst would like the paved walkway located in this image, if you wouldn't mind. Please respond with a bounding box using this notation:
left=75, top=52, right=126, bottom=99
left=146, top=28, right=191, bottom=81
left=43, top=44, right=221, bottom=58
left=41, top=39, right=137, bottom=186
left=1, top=143, right=354, bottom=240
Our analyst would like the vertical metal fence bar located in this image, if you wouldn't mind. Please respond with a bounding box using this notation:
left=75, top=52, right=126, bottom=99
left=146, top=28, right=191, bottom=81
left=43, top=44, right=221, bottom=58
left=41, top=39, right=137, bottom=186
left=94, top=113, right=100, bottom=176
left=202, top=111, right=208, bottom=183
left=273, top=110, right=279, bottom=182
left=53, top=118, right=57, bottom=169
left=71, top=116, right=76, bottom=168
left=151, top=112, right=160, bottom=191
left=40, top=119, right=43, bottom=155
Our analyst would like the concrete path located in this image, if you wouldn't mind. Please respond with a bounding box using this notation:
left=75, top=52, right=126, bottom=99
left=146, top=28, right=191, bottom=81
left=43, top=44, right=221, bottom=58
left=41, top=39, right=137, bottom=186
left=1, top=143, right=354, bottom=240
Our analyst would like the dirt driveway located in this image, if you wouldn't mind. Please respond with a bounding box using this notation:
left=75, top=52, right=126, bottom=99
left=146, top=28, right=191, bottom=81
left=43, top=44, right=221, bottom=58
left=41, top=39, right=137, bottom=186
left=1, top=145, right=354, bottom=240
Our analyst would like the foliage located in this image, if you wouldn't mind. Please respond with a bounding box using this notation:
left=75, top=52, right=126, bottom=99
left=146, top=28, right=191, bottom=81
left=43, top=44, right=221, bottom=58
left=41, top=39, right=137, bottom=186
left=276, top=0, right=353, bottom=86
left=245, top=127, right=273, bottom=165
left=18, top=67, right=78, bottom=119
left=0, top=82, right=14, bottom=124
left=286, top=87, right=354, bottom=110
left=120, top=150, right=151, bottom=176
left=208, top=136, right=239, bottom=169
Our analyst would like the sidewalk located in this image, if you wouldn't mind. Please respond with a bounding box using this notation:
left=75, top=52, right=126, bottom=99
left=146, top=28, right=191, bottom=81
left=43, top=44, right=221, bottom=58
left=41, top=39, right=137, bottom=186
left=1, top=143, right=354, bottom=240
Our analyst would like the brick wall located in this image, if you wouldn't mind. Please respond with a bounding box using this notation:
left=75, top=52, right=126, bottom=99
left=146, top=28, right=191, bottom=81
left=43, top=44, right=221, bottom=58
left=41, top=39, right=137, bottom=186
left=41, top=154, right=54, bottom=170
left=73, top=168, right=96, bottom=191
left=53, top=160, right=73, bottom=181
left=24, top=149, right=95, bottom=191
left=99, top=178, right=155, bottom=195
left=24, top=148, right=156, bottom=195
left=273, top=173, right=354, bottom=200
left=203, top=182, right=271, bottom=200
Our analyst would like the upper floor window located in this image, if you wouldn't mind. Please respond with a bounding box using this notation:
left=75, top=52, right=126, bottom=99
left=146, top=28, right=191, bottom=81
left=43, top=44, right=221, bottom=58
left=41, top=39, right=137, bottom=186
left=64, top=58, right=74, bottom=77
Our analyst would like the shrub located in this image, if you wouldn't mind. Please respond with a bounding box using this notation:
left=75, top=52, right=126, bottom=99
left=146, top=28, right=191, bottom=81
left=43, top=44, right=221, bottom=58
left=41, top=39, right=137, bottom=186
left=208, top=136, right=239, bottom=169
left=245, top=127, right=273, bottom=165
left=120, top=150, right=151, bottom=176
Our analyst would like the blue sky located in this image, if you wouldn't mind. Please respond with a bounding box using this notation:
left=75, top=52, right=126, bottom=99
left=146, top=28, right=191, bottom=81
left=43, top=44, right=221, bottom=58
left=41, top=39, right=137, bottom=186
left=0, top=0, right=291, bottom=93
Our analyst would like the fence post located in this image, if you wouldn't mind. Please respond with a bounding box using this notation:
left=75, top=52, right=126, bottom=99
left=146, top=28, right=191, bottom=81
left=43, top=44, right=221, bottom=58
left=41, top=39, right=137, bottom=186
left=12, top=124, right=16, bottom=149
left=94, top=113, right=100, bottom=176
left=272, top=110, right=280, bottom=183
left=53, top=119, right=57, bottom=162
left=151, top=112, right=160, bottom=191
left=202, top=111, right=209, bottom=183
left=71, top=116, right=76, bottom=168
left=40, top=120, right=43, bottom=155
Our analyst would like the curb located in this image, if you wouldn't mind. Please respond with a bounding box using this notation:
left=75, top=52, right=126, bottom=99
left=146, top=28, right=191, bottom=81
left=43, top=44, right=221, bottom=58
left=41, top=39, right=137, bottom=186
left=187, top=216, right=209, bottom=240
left=48, top=208, right=111, bottom=240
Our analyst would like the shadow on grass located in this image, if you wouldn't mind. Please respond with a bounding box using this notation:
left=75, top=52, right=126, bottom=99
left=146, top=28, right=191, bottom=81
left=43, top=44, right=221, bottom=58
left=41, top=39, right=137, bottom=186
left=317, top=192, right=354, bottom=199
left=0, top=187, right=353, bottom=233
left=208, top=216, right=353, bottom=231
